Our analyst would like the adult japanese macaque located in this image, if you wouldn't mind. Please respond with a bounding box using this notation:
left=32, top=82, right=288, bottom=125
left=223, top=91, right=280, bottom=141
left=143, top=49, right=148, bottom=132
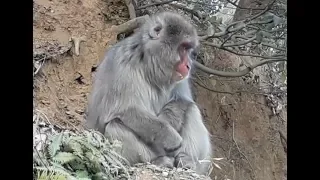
left=86, top=12, right=212, bottom=175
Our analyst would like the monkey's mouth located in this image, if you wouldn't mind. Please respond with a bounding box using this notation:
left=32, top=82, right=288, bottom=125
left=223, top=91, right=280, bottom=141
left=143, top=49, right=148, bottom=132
left=174, top=70, right=188, bottom=81
left=174, top=60, right=190, bottom=81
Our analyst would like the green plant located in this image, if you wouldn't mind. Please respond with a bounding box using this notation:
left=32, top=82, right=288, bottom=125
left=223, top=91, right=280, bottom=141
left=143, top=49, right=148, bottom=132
left=33, top=130, right=130, bottom=180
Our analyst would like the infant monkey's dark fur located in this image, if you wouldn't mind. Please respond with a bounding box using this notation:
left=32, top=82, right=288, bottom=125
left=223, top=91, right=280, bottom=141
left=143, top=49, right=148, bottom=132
left=86, top=12, right=212, bottom=174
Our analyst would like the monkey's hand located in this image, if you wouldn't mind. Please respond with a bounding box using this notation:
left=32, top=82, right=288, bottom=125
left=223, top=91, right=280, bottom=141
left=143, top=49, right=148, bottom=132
left=115, top=107, right=182, bottom=153
left=152, top=156, right=175, bottom=168
left=158, top=99, right=192, bottom=132
left=154, top=123, right=183, bottom=153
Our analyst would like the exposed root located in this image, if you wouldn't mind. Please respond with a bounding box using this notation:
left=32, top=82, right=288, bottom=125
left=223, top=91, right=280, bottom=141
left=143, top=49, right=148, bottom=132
left=278, top=130, right=287, bottom=154
left=70, top=36, right=86, bottom=56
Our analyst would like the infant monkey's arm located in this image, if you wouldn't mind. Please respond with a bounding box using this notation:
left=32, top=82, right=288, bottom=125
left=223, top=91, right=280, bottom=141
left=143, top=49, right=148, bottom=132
left=115, top=107, right=182, bottom=153
left=157, top=99, right=193, bottom=132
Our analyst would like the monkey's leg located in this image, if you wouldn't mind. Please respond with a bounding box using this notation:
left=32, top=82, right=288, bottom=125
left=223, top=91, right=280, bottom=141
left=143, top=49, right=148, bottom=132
left=170, top=104, right=212, bottom=175
left=105, top=119, right=156, bottom=164
left=105, top=119, right=175, bottom=168
left=158, top=100, right=211, bottom=174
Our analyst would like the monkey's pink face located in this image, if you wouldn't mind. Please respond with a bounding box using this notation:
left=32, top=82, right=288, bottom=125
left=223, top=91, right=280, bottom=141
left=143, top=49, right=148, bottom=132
left=172, top=41, right=195, bottom=82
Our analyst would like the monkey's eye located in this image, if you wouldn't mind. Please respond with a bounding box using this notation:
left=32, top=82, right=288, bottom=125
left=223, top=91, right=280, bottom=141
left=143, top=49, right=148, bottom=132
left=149, top=24, right=162, bottom=39
left=154, top=26, right=162, bottom=33
left=180, top=42, right=193, bottom=51
left=189, top=49, right=197, bottom=60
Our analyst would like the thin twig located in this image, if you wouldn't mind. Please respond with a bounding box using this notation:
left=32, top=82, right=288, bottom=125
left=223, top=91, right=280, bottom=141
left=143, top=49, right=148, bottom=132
left=194, top=74, right=268, bottom=96
left=35, top=109, right=53, bottom=126
left=215, top=111, right=222, bottom=124
left=33, top=55, right=47, bottom=77
left=199, top=0, right=277, bottom=40
left=232, top=120, right=257, bottom=179
left=202, top=41, right=286, bottom=58
left=33, top=147, right=48, bottom=168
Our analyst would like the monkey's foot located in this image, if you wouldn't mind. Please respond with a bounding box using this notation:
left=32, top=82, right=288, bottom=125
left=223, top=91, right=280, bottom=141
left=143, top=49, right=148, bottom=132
left=151, top=156, right=175, bottom=168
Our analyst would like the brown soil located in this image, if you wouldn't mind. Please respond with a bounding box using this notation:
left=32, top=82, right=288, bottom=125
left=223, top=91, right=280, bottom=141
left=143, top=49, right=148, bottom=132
left=33, top=0, right=287, bottom=180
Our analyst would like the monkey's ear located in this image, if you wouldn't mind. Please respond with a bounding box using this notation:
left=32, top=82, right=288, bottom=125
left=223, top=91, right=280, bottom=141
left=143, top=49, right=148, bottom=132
left=148, top=23, right=162, bottom=40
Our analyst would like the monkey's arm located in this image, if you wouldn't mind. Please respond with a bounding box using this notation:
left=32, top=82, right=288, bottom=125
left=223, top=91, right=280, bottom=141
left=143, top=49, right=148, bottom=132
left=157, top=99, right=192, bottom=132
left=115, top=107, right=182, bottom=152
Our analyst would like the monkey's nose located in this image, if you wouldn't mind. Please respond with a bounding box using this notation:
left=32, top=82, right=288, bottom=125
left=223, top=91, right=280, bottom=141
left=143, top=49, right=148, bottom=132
left=186, top=64, right=190, bottom=70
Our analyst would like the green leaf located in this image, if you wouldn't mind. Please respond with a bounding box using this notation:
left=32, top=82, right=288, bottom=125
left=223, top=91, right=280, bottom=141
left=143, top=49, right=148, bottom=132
left=48, top=133, right=63, bottom=158
left=53, top=152, right=77, bottom=164
left=92, top=172, right=111, bottom=180
left=35, top=166, right=72, bottom=180
left=75, top=170, right=89, bottom=178
left=69, top=160, right=86, bottom=170
left=85, top=152, right=101, bottom=173
left=68, top=140, right=84, bottom=159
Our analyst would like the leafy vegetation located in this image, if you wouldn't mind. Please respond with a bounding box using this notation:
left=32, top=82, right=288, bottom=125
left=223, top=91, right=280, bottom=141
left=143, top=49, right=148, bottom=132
left=33, top=129, right=130, bottom=180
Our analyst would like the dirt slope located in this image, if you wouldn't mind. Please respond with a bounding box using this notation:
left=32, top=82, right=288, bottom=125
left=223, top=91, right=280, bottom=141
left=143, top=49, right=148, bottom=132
left=33, top=0, right=128, bottom=127
left=33, top=0, right=287, bottom=179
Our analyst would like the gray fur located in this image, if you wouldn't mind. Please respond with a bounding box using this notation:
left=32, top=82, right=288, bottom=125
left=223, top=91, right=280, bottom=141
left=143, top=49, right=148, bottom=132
left=86, top=12, right=211, bottom=175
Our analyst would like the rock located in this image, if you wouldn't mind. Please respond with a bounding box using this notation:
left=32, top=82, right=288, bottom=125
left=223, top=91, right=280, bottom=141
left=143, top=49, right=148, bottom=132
left=161, top=172, right=168, bottom=177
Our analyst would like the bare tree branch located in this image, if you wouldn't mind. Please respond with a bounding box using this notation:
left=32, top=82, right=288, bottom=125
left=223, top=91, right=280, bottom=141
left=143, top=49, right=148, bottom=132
left=110, top=15, right=149, bottom=34
left=151, top=0, right=165, bottom=12
left=202, top=41, right=285, bottom=59
left=194, top=58, right=286, bottom=77
left=225, top=35, right=286, bottom=51
left=199, top=0, right=276, bottom=40
left=226, top=0, right=265, bottom=10
left=137, top=0, right=178, bottom=10
left=124, top=0, right=137, bottom=19
left=109, top=0, right=286, bottom=78
left=170, top=2, right=203, bottom=19
left=246, top=0, right=276, bottom=22
left=223, top=36, right=256, bottom=47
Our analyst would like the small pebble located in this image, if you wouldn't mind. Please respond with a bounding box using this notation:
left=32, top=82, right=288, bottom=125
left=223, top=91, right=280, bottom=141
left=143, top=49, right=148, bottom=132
left=154, top=167, right=162, bottom=172
left=177, top=168, right=182, bottom=172
left=191, top=173, right=199, bottom=178
left=162, top=172, right=168, bottom=177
